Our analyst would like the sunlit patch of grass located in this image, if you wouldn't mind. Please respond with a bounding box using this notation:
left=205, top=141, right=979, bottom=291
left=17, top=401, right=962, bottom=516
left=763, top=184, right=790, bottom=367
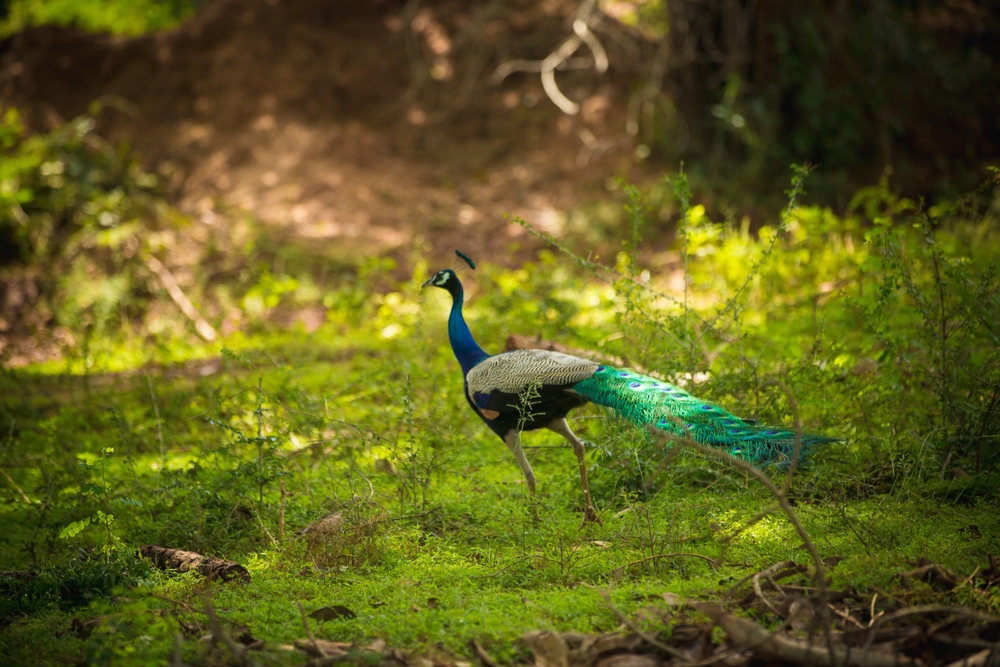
left=3, top=166, right=1000, bottom=663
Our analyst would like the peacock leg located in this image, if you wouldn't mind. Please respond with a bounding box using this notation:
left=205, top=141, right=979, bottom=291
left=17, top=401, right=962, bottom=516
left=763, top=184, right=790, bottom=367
left=503, top=430, right=536, bottom=494
left=546, top=418, right=601, bottom=526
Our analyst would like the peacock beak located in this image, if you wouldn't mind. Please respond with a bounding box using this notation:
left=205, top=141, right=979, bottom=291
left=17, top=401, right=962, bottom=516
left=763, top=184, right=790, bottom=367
left=421, top=277, right=435, bottom=288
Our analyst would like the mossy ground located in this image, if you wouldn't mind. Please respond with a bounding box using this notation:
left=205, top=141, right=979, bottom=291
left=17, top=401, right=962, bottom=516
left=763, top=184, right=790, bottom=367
left=2, top=288, right=998, bottom=665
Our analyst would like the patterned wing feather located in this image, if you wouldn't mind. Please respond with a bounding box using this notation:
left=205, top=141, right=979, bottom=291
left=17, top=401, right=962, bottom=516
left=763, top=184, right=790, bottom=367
left=466, top=349, right=599, bottom=396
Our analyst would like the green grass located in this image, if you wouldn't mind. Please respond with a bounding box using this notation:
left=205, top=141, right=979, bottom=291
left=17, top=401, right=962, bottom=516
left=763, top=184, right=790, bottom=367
left=2, top=159, right=1000, bottom=664
left=2, top=316, right=998, bottom=665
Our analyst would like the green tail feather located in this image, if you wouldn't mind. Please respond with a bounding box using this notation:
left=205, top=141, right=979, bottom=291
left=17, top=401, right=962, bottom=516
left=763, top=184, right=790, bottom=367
left=572, top=366, right=835, bottom=466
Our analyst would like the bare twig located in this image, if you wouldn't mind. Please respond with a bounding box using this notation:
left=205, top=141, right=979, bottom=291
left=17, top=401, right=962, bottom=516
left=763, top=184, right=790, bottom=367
left=147, top=256, right=217, bottom=341
left=650, top=424, right=838, bottom=661
left=694, top=603, right=922, bottom=667
left=759, top=378, right=803, bottom=492
left=298, top=601, right=327, bottom=659
left=0, top=467, right=32, bottom=504
left=943, top=648, right=994, bottom=667
left=595, top=587, right=688, bottom=661
left=491, top=0, right=608, bottom=114
left=204, top=596, right=246, bottom=666
left=469, top=639, right=499, bottom=667
left=862, top=605, right=1000, bottom=664
left=830, top=605, right=866, bottom=628
left=172, top=632, right=187, bottom=667
left=753, top=565, right=784, bottom=617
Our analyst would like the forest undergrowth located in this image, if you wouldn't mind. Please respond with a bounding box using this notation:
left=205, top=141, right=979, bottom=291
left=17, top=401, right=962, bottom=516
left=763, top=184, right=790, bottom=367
left=1, top=117, right=1000, bottom=665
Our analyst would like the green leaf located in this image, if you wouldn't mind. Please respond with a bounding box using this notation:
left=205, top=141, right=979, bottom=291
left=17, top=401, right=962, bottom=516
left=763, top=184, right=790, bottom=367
left=59, top=516, right=92, bottom=540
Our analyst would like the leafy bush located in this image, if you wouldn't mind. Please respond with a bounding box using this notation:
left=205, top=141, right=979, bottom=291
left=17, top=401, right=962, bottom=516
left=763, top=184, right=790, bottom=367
left=511, top=167, right=1000, bottom=486
left=0, top=106, right=165, bottom=339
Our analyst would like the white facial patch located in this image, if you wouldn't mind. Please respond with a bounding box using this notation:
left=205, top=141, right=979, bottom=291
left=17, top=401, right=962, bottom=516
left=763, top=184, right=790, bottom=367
left=434, top=272, right=449, bottom=286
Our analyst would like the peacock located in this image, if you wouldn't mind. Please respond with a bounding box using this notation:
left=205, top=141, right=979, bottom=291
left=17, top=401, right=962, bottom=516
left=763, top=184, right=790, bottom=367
left=423, top=254, right=836, bottom=524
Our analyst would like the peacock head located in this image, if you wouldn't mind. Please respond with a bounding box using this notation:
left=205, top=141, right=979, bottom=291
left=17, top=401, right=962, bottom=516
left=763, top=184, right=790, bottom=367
left=421, top=269, right=462, bottom=295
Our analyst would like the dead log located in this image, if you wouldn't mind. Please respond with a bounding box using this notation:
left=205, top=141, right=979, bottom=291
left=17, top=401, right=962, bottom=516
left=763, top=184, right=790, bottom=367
left=140, top=545, right=249, bottom=583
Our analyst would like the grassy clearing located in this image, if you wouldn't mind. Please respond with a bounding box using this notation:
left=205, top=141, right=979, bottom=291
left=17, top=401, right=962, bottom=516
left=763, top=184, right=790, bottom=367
left=2, top=329, right=998, bottom=666
left=3, top=223, right=1000, bottom=664
left=2, top=139, right=1000, bottom=664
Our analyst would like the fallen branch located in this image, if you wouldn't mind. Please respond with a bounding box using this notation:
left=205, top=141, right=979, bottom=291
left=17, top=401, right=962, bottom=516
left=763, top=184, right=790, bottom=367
left=754, top=561, right=791, bottom=617
left=861, top=605, right=1000, bottom=663
left=140, top=545, right=249, bottom=583
left=147, top=256, right=217, bottom=341
left=650, top=425, right=839, bottom=660
left=694, top=603, right=923, bottom=667
left=469, top=639, right=499, bottom=667
left=899, top=563, right=959, bottom=588
left=594, top=588, right=688, bottom=661
left=943, top=648, right=994, bottom=667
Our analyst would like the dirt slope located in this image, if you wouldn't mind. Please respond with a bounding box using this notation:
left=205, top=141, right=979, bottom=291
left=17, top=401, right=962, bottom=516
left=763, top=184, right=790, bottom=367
left=0, top=0, right=642, bottom=266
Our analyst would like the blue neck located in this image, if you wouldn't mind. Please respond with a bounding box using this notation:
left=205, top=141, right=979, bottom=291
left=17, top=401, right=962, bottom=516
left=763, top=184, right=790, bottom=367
left=447, top=287, right=489, bottom=375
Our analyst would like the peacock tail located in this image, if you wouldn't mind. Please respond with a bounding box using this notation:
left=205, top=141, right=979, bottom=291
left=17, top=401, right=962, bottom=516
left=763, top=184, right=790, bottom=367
left=572, top=365, right=834, bottom=465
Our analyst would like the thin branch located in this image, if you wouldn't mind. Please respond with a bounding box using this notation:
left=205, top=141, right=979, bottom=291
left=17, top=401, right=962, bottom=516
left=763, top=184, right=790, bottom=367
left=759, top=378, right=803, bottom=493
left=862, top=605, right=1000, bottom=664
left=491, top=0, right=607, bottom=115
left=595, top=587, right=688, bottom=661
left=147, top=256, right=217, bottom=341
left=298, top=601, right=328, bottom=659
left=203, top=596, right=246, bottom=666
left=649, top=424, right=838, bottom=661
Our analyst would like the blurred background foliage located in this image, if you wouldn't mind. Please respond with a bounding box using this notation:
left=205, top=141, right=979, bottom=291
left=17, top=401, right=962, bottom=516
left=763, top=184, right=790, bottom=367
left=1, top=0, right=995, bottom=202
left=0, top=0, right=995, bottom=474
left=645, top=0, right=999, bottom=205
left=0, top=0, right=202, bottom=36
left=0, top=2, right=998, bottom=661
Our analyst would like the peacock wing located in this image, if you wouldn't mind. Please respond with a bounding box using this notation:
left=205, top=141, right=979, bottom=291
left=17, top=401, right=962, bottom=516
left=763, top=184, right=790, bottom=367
left=466, top=349, right=599, bottom=395
left=466, top=349, right=599, bottom=416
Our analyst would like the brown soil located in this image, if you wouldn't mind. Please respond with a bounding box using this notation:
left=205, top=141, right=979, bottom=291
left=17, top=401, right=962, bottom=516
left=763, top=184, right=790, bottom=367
left=0, top=0, right=648, bottom=268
